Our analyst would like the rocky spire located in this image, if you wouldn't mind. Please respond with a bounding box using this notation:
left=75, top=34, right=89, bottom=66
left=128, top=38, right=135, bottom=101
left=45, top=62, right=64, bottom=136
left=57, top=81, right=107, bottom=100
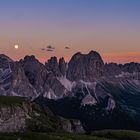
left=20, top=55, right=48, bottom=94
left=59, top=57, right=67, bottom=76
left=45, top=57, right=60, bottom=76
left=0, top=54, right=36, bottom=97
left=67, top=51, right=104, bottom=81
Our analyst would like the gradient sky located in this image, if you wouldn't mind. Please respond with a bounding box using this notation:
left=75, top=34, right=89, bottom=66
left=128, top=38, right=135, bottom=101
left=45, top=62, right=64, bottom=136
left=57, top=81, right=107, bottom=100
left=0, top=0, right=140, bottom=63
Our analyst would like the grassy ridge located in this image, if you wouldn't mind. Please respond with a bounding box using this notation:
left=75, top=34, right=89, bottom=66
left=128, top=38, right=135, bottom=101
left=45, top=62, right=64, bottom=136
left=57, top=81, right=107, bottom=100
left=0, top=96, right=140, bottom=139
left=0, top=132, right=109, bottom=140
left=0, top=130, right=140, bottom=140
left=92, top=130, right=140, bottom=140
left=0, top=96, right=26, bottom=105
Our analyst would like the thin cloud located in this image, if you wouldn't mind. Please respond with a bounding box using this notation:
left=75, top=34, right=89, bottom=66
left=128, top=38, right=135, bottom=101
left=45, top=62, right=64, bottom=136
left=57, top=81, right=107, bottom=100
left=40, top=45, right=55, bottom=52
left=65, top=46, right=70, bottom=49
left=47, top=45, right=55, bottom=50
left=40, top=48, right=45, bottom=51
left=47, top=49, right=54, bottom=52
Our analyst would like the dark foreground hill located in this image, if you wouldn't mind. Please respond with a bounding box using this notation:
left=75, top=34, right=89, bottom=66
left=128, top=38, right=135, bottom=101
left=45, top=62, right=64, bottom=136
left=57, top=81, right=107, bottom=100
left=1, top=130, right=140, bottom=140
left=0, top=96, right=84, bottom=133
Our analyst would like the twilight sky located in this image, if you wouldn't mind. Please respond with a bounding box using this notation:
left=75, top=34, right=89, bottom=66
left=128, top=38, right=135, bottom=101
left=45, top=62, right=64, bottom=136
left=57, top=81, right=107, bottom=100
left=0, top=0, right=140, bottom=63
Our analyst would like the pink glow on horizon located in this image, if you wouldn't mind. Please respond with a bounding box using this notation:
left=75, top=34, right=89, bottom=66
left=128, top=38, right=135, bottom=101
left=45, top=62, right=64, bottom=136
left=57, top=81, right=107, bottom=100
left=102, top=52, right=140, bottom=64
left=37, top=52, right=140, bottom=64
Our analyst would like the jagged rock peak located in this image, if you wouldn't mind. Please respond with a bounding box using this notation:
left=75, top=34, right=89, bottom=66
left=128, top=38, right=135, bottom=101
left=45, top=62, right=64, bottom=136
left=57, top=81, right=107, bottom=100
left=0, top=54, right=13, bottom=62
left=45, top=56, right=67, bottom=77
left=47, top=56, right=58, bottom=67
left=88, top=50, right=99, bottom=55
left=67, top=50, right=104, bottom=82
left=19, top=55, right=48, bottom=93
left=59, top=57, right=67, bottom=76
left=22, top=55, right=39, bottom=63
left=72, top=52, right=82, bottom=59
left=0, top=55, right=36, bottom=97
left=59, top=57, right=65, bottom=62
left=122, top=62, right=140, bottom=73
left=45, top=56, right=60, bottom=76
left=20, top=55, right=45, bottom=74
left=20, top=55, right=42, bottom=69
left=72, top=50, right=104, bottom=62
left=88, top=50, right=103, bottom=59
left=104, top=62, right=122, bottom=76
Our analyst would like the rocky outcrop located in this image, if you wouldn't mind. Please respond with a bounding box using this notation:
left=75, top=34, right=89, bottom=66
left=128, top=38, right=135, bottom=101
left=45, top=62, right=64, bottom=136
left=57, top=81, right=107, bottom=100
left=0, top=96, right=85, bottom=133
left=67, top=51, right=104, bottom=82
left=0, top=54, right=36, bottom=97
left=121, top=62, right=140, bottom=73
left=104, top=62, right=140, bottom=77
left=0, top=97, right=32, bottom=133
left=44, top=74, right=70, bottom=99
left=59, top=57, right=67, bottom=76
left=20, top=55, right=69, bottom=99
left=1, top=52, right=140, bottom=100
left=104, top=63, right=122, bottom=76
left=1, top=51, right=139, bottom=100
left=45, top=57, right=60, bottom=76
left=45, top=57, right=67, bottom=77
left=62, top=119, right=85, bottom=133
left=20, top=55, right=48, bottom=94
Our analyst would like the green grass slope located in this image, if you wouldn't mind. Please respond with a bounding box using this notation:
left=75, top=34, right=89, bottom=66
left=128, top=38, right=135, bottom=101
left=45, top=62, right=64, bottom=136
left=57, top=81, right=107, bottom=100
left=0, top=130, right=140, bottom=140
left=0, top=132, right=109, bottom=140
left=92, top=130, right=140, bottom=140
left=0, top=96, right=26, bottom=105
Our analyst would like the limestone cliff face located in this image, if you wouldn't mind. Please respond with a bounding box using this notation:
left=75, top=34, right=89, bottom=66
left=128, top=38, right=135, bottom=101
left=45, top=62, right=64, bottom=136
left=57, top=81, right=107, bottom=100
left=45, top=57, right=67, bottom=77
left=0, top=54, right=36, bottom=97
left=0, top=96, right=84, bottom=133
left=0, top=97, right=32, bottom=133
left=20, top=55, right=69, bottom=99
left=67, top=51, right=104, bottom=82
left=62, top=119, right=85, bottom=133
left=20, top=55, right=48, bottom=94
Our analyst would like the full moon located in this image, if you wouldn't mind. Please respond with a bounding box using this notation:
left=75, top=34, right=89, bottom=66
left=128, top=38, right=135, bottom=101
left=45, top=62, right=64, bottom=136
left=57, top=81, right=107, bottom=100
left=14, top=45, right=19, bottom=49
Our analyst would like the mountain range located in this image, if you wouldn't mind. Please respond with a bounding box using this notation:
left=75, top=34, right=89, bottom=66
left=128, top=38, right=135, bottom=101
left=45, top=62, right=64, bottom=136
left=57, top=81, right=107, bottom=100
left=0, top=51, right=140, bottom=133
